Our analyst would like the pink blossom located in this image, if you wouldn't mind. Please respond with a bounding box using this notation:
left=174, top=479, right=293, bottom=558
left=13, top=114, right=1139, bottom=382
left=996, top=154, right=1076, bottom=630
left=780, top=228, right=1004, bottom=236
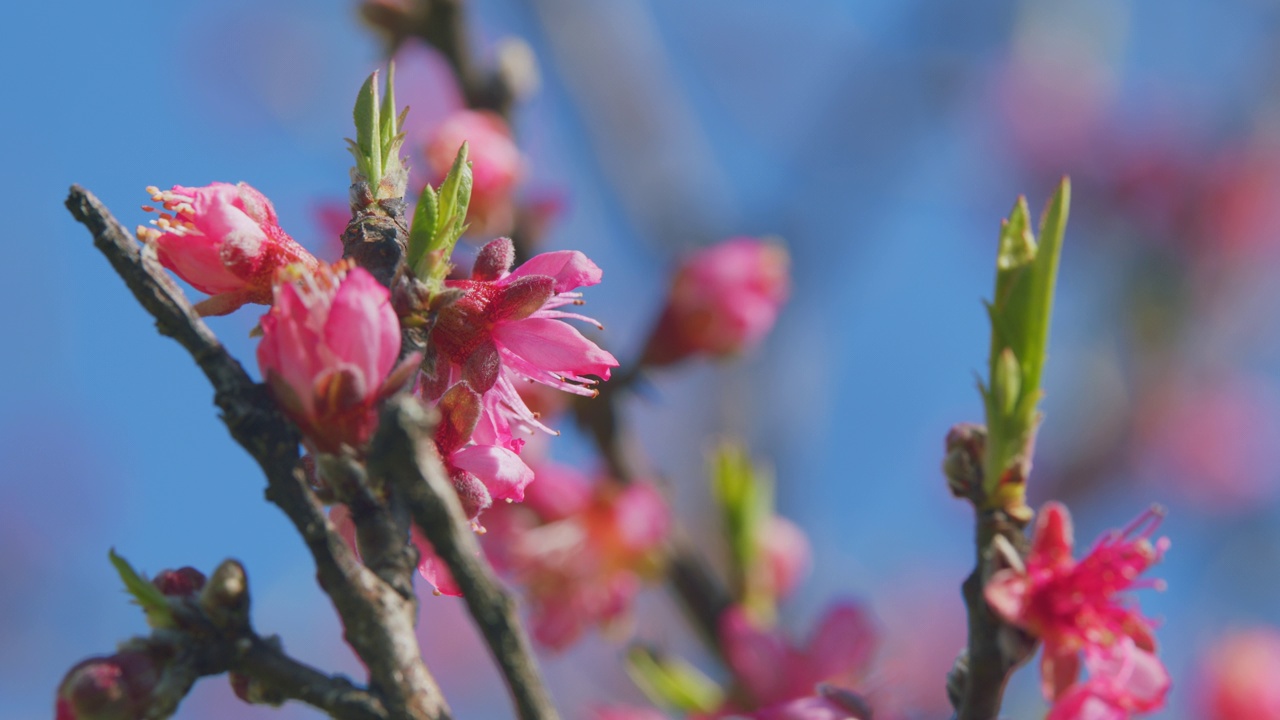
left=257, top=261, right=411, bottom=454
left=482, top=463, right=669, bottom=650
left=434, top=382, right=534, bottom=523
left=1047, top=639, right=1171, bottom=720
left=759, top=516, right=811, bottom=600
left=718, top=603, right=877, bottom=711
left=1198, top=628, right=1280, bottom=719
left=985, top=502, right=1169, bottom=701
left=424, top=238, right=618, bottom=438
left=642, top=238, right=790, bottom=366
left=141, top=182, right=318, bottom=316
left=426, top=110, right=524, bottom=236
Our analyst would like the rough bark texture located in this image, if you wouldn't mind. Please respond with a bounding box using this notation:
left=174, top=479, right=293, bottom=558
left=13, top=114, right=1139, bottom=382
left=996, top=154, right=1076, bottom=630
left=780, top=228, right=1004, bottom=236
left=372, top=397, right=561, bottom=720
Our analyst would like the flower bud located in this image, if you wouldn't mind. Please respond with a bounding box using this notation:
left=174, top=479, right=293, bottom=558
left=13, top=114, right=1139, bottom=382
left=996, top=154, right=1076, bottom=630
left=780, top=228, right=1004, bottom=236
left=257, top=262, right=406, bottom=454
left=426, top=110, right=523, bottom=237
left=140, top=183, right=318, bottom=316
left=642, top=238, right=789, bottom=367
left=943, top=423, right=986, bottom=499
left=1199, top=628, right=1280, bottom=719
left=55, top=651, right=159, bottom=720
left=151, top=567, right=206, bottom=598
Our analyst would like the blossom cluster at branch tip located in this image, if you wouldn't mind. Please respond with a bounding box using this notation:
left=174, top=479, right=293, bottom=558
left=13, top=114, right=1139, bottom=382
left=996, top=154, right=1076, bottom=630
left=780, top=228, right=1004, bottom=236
left=257, top=260, right=415, bottom=456
left=985, top=502, right=1170, bottom=716
left=423, top=237, right=618, bottom=445
left=139, top=182, right=318, bottom=316
left=642, top=237, right=790, bottom=367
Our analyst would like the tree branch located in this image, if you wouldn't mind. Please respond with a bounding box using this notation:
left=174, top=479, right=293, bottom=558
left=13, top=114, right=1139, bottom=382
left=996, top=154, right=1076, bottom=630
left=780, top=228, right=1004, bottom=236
left=65, top=185, right=451, bottom=720
left=371, top=396, right=560, bottom=720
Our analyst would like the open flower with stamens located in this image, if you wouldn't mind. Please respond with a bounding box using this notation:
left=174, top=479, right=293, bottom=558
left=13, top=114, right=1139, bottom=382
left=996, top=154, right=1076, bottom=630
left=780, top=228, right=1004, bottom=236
left=257, top=261, right=415, bottom=455
left=985, top=502, right=1170, bottom=702
left=139, top=182, right=318, bottom=316
left=423, top=237, right=618, bottom=439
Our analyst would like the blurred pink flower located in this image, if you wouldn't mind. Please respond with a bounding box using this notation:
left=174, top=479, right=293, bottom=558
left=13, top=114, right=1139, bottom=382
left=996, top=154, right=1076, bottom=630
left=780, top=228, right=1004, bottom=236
left=643, top=238, right=790, bottom=366
left=1135, top=374, right=1280, bottom=512
left=759, top=516, right=811, bottom=600
left=426, top=110, right=524, bottom=236
left=749, top=686, right=873, bottom=720
left=1047, top=639, right=1170, bottom=720
left=1198, top=628, right=1280, bottom=719
left=718, top=603, right=877, bottom=712
left=141, top=182, right=318, bottom=316
left=424, top=238, right=618, bottom=439
left=257, top=262, right=411, bottom=454
left=985, top=502, right=1169, bottom=702
left=483, top=463, right=669, bottom=650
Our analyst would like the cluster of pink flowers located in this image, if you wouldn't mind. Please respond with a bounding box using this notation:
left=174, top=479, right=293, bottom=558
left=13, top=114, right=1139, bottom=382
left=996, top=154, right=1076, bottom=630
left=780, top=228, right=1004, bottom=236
left=139, top=181, right=617, bottom=592
left=985, top=502, right=1171, bottom=718
left=483, top=462, right=670, bottom=649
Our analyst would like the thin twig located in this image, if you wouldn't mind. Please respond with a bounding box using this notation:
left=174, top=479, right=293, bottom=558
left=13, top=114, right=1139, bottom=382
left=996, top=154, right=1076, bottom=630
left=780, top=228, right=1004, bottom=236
left=371, top=396, right=561, bottom=720
left=65, top=186, right=451, bottom=720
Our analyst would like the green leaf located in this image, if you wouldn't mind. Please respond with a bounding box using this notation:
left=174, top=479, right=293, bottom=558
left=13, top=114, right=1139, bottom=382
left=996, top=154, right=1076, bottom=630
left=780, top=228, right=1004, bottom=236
left=379, top=63, right=398, bottom=170
left=410, top=143, right=474, bottom=289
left=625, top=647, right=724, bottom=714
left=108, top=549, right=174, bottom=628
left=352, top=71, right=383, bottom=190
left=710, top=441, right=777, bottom=619
left=979, top=178, right=1071, bottom=500
left=407, top=184, right=439, bottom=274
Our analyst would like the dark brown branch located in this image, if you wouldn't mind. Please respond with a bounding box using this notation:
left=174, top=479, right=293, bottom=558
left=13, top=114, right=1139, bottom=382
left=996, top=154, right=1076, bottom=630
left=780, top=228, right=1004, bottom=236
left=365, top=0, right=517, bottom=119
left=371, top=396, right=560, bottom=720
left=65, top=186, right=451, bottom=720
left=942, top=426, right=1036, bottom=720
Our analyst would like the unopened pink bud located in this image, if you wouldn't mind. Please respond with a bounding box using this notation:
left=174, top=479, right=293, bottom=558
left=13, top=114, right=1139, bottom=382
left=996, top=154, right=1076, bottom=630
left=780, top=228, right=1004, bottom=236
left=140, top=183, right=318, bottom=316
left=257, top=261, right=404, bottom=454
left=55, top=651, right=159, bottom=720
left=760, top=516, right=811, bottom=600
left=642, top=238, right=790, bottom=366
left=151, top=567, right=206, bottom=597
left=1199, top=628, right=1280, bottom=719
left=426, top=111, right=523, bottom=236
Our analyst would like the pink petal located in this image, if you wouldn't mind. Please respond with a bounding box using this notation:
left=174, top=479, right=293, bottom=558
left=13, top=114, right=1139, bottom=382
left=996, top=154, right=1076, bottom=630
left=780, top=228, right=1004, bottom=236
left=494, top=317, right=618, bottom=382
left=451, top=444, right=535, bottom=502
left=324, top=268, right=399, bottom=390
left=506, top=250, right=603, bottom=292
left=412, top=529, right=463, bottom=596
left=983, top=569, right=1029, bottom=625
left=612, top=484, right=670, bottom=551
left=804, top=603, right=878, bottom=683
left=720, top=606, right=792, bottom=706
